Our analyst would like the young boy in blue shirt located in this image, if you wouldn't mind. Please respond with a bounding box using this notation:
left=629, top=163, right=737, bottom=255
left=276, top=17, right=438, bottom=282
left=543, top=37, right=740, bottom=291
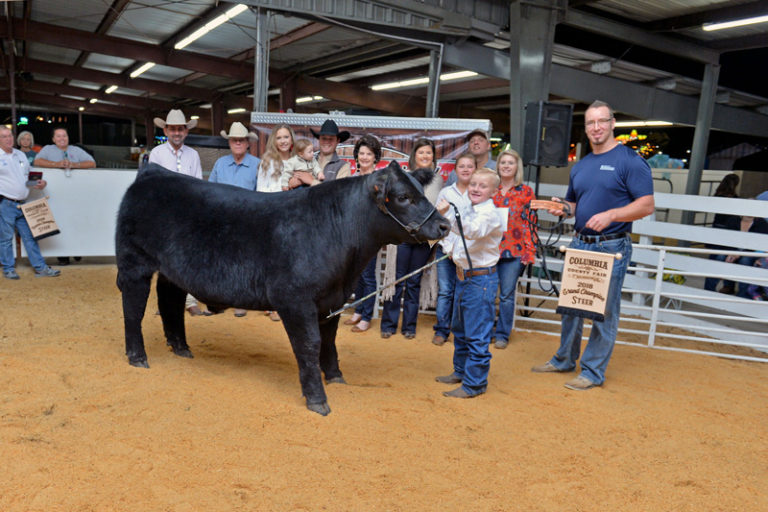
left=435, top=168, right=505, bottom=398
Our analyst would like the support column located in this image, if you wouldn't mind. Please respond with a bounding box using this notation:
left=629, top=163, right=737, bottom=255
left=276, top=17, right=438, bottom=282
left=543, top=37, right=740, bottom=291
left=425, top=48, right=442, bottom=118
left=144, top=113, right=154, bottom=148
left=253, top=7, right=271, bottom=113
left=683, top=63, right=720, bottom=225
left=509, top=0, right=560, bottom=180
left=78, top=111, right=83, bottom=143
left=280, top=78, right=296, bottom=112
left=211, top=100, right=224, bottom=135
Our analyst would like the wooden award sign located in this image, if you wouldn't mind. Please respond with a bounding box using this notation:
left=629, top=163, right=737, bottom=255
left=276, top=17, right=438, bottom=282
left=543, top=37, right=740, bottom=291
left=555, top=247, right=616, bottom=322
left=18, top=197, right=60, bottom=240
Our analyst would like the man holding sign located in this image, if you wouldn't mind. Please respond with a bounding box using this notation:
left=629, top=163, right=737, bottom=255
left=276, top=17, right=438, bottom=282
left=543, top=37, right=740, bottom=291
left=0, top=126, right=60, bottom=279
left=531, top=100, right=654, bottom=390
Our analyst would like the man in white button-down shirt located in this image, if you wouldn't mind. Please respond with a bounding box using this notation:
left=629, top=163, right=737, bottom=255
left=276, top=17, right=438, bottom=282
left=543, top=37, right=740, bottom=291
left=148, top=110, right=207, bottom=315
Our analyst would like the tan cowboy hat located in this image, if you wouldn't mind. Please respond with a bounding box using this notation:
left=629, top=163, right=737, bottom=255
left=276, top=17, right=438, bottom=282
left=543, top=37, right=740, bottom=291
left=220, top=122, right=258, bottom=141
left=153, top=109, right=197, bottom=129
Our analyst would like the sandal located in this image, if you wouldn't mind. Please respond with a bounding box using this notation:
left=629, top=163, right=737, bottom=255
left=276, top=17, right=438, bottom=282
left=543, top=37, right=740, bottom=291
left=343, top=314, right=362, bottom=325
left=269, top=311, right=281, bottom=322
left=351, top=320, right=370, bottom=332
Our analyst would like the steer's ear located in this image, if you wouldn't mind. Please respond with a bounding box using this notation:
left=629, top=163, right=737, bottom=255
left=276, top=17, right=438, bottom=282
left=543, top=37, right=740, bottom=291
left=370, top=170, right=389, bottom=207
left=410, top=167, right=435, bottom=187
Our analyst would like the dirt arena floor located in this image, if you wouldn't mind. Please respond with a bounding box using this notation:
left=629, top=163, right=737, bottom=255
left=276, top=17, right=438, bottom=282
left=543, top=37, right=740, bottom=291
left=1, top=264, right=766, bottom=511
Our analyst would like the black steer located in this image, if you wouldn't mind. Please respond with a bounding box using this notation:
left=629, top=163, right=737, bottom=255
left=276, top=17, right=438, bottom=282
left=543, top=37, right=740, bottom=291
left=115, top=162, right=449, bottom=415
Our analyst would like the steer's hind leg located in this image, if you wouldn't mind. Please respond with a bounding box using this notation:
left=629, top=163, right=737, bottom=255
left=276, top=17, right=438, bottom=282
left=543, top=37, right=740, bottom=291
left=319, top=316, right=345, bottom=384
left=157, top=274, right=193, bottom=359
left=118, top=272, right=152, bottom=368
left=279, top=308, right=330, bottom=415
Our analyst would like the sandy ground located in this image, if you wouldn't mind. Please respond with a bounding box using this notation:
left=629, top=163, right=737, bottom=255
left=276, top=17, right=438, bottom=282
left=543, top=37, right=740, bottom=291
left=1, top=264, right=766, bottom=511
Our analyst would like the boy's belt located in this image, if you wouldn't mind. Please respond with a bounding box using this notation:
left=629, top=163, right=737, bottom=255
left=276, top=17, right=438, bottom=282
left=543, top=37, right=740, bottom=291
left=456, top=266, right=496, bottom=281
left=575, top=231, right=628, bottom=243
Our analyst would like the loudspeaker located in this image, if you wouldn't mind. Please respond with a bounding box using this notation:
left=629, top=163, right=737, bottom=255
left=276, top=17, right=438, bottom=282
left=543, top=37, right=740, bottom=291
left=523, top=101, right=573, bottom=167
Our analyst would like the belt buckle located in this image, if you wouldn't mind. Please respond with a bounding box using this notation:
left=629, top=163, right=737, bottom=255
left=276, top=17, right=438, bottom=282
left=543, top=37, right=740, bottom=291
left=456, top=267, right=465, bottom=281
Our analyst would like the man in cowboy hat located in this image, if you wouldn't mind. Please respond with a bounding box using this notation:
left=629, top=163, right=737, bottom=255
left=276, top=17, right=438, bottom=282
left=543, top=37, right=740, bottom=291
left=209, top=122, right=261, bottom=317
left=149, top=109, right=207, bottom=315
left=148, top=109, right=202, bottom=179
left=309, top=119, right=351, bottom=181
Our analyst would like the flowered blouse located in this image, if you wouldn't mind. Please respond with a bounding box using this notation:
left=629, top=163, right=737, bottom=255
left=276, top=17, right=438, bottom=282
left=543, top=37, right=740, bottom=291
left=492, top=184, right=536, bottom=264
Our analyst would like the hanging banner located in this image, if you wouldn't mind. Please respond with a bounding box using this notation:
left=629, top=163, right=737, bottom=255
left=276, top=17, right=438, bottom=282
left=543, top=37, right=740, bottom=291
left=19, top=197, right=61, bottom=240
left=556, top=248, right=615, bottom=322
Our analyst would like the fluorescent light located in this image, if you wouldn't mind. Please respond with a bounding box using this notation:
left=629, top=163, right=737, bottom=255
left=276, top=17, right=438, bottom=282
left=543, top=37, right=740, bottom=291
left=371, top=70, right=478, bottom=91
left=296, top=95, right=325, bottom=104
left=190, top=115, right=200, bottom=120
left=227, top=107, right=246, bottom=114
left=105, top=85, right=118, bottom=94
left=174, top=3, right=249, bottom=49
left=89, top=98, right=98, bottom=104
left=130, top=62, right=155, bottom=78
left=614, top=120, right=673, bottom=127
left=78, top=107, right=85, bottom=112
left=703, top=14, right=768, bottom=31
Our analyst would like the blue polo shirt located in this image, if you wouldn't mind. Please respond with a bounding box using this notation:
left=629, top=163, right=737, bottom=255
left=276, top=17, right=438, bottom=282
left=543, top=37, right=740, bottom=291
left=208, top=153, right=261, bottom=191
left=566, top=144, right=654, bottom=235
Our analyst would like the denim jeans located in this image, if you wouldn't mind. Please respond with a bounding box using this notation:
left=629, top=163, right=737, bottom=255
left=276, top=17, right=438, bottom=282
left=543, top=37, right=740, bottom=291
left=354, top=255, right=378, bottom=322
left=432, top=246, right=456, bottom=338
left=494, top=257, right=523, bottom=342
left=704, top=252, right=735, bottom=292
left=549, top=235, right=632, bottom=385
left=451, top=271, right=497, bottom=395
left=381, top=242, right=431, bottom=334
left=0, top=198, right=47, bottom=273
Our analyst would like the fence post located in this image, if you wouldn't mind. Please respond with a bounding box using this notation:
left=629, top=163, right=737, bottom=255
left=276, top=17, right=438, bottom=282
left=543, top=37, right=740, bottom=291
left=647, top=248, right=666, bottom=347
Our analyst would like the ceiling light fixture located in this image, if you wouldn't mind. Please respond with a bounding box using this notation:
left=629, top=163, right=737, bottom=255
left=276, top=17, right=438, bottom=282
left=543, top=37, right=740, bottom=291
left=614, top=120, right=673, bottom=127
left=371, top=70, right=478, bottom=91
left=703, top=14, right=768, bottom=31
left=105, top=85, right=118, bottom=94
left=296, top=95, right=326, bottom=104
left=190, top=115, right=200, bottom=120
left=130, top=62, right=156, bottom=78
left=227, top=107, right=247, bottom=114
left=89, top=98, right=98, bottom=104
left=78, top=107, right=85, bottom=112
left=174, top=4, right=249, bottom=50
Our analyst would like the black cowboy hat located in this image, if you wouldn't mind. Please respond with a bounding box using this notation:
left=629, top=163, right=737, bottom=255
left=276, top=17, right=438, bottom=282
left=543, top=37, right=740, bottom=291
left=310, top=119, right=351, bottom=143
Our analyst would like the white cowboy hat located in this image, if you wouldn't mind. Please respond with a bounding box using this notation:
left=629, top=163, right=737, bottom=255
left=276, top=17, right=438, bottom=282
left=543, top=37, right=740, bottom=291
left=154, top=109, right=198, bottom=129
left=220, top=121, right=258, bottom=141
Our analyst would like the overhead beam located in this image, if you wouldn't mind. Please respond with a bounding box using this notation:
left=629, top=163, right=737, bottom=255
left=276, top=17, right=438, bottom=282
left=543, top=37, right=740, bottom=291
left=2, top=90, right=145, bottom=119
left=707, top=33, right=768, bottom=52
left=71, top=0, right=131, bottom=69
left=644, top=0, right=768, bottom=31
left=11, top=79, right=174, bottom=112
left=442, top=40, right=768, bottom=137
left=3, top=17, right=290, bottom=85
left=563, top=9, right=720, bottom=64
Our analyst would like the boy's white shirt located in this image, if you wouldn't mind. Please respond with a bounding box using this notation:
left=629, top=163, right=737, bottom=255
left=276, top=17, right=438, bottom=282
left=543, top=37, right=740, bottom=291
left=436, top=183, right=470, bottom=255
left=448, top=198, right=506, bottom=269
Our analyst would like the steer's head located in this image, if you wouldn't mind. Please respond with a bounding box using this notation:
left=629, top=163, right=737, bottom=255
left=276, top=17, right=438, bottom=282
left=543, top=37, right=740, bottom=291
left=370, top=161, right=450, bottom=243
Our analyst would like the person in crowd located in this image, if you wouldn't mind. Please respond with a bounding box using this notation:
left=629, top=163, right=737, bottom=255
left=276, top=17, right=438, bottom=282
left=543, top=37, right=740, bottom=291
left=745, top=255, right=768, bottom=301
left=757, top=190, right=768, bottom=222
left=209, top=122, right=261, bottom=317
left=491, top=149, right=536, bottom=349
left=434, top=168, right=505, bottom=398
left=147, top=109, right=209, bottom=315
left=704, top=173, right=741, bottom=294
left=343, top=134, right=383, bottom=333
left=531, top=100, right=654, bottom=391
left=34, top=126, right=97, bottom=171
left=725, top=213, right=768, bottom=298
left=311, top=119, right=351, bottom=181
left=380, top=138, right=437, bottom=339
left=445, top=128, right=495, bottom=186
left=258, top=123, right=295, bottom=194
left=257, top=123, right=296, bottom=321
left=17, top=131, right=38, bottom=164
left=281, top=139, right=323, bottom=190
left=34, top=126, right=97, bottom=265
left=431, top=152, right=476, bottom=346
left=0, top=126, right=61, bottom=279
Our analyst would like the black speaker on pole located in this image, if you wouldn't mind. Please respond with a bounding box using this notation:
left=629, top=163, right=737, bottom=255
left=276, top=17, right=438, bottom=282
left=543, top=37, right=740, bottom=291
left=523, top=101, right=573, bottom=167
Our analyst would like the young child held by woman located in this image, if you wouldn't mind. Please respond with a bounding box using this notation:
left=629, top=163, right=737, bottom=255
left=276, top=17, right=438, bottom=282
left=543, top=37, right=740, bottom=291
left=281, top=138, right=324, bottom=190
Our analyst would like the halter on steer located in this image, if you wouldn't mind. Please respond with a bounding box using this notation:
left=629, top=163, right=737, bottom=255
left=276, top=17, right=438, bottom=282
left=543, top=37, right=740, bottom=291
left=374, top=171, right=438, bottom=241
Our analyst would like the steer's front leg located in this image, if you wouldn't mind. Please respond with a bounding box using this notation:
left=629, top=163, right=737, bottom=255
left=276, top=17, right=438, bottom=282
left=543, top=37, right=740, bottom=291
left=280, top=308, right=330, bottom=415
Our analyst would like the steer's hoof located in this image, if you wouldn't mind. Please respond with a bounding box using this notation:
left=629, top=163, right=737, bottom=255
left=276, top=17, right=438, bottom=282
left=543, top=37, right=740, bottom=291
left=172, top=347, right=194, bottom=359
left=326, top=376, right=347, bottom=384
left=129, top=358, right=149, bottom=369
left=307, top=401, right=331, bottom=416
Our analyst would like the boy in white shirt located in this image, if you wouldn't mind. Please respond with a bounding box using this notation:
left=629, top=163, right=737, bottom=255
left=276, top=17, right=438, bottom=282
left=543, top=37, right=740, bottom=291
left=435, top=168, right=505, bottom=398
left=281, top=139, right=324, bottom=190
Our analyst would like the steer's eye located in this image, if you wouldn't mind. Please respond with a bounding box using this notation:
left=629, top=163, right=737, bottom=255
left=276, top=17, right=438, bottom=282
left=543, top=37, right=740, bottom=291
left=397, top=194, right=409, bottom=203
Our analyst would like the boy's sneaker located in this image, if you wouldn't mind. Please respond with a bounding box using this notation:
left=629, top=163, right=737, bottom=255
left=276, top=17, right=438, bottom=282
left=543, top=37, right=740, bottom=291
left=35, top=267, right=61, bottom=278
left=3, top=269, right=20, bottom=280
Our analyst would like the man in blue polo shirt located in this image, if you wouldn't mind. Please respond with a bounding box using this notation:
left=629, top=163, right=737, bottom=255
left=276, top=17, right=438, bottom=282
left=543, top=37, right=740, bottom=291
left=531, top=100, right=655, bottom=390
left=208, top=122, right=260, bottom=316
